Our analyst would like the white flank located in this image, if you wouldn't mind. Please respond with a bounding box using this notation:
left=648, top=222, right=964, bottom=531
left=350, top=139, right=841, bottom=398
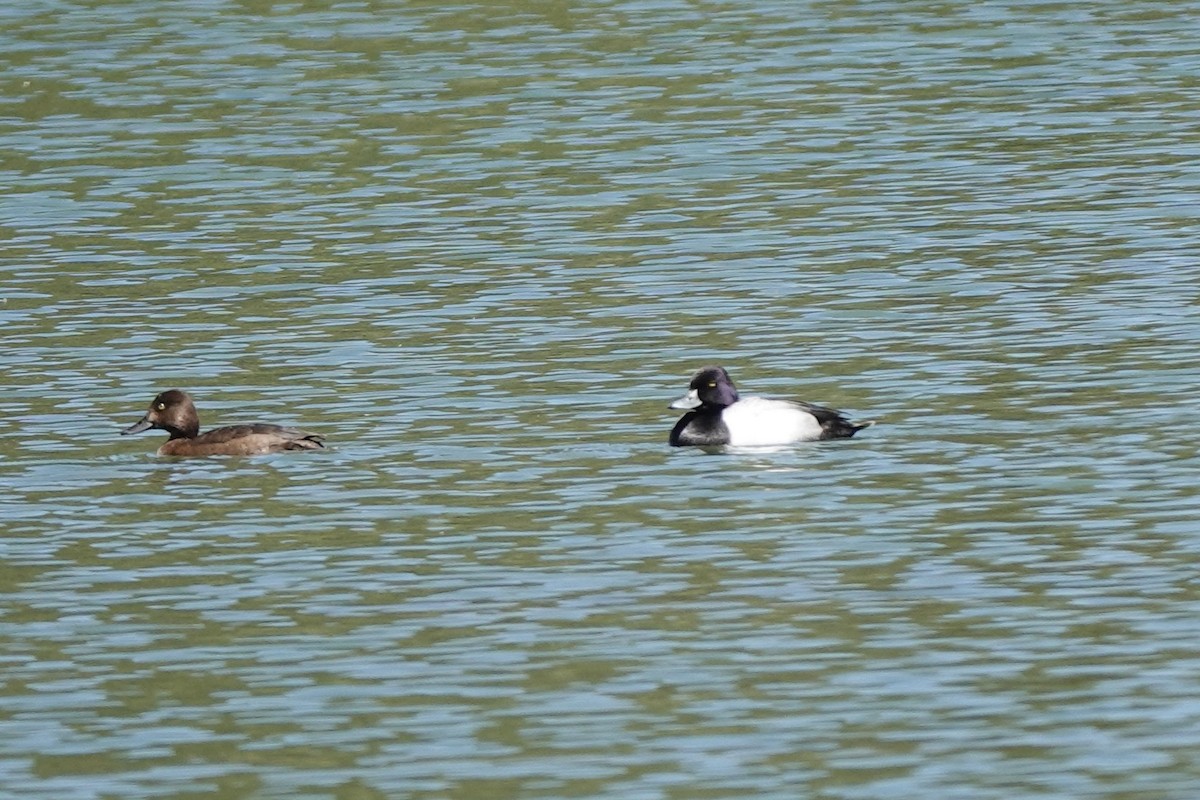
left=720, top=396, right=825, bottom=446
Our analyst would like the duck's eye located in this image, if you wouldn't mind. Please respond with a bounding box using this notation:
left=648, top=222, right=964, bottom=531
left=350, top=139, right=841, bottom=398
left=156, top=403, right=166, bottom=410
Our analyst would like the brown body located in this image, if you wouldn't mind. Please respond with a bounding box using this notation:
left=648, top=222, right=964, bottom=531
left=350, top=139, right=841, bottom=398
left=123, top=389, right=324, bottom=456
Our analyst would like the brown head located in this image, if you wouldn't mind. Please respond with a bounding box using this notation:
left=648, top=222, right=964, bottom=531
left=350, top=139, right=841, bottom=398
left=122, top=389, right=200, bottom=441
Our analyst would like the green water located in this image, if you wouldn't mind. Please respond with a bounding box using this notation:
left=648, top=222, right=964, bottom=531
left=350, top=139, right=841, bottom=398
left=3, top=1, right=1200, bottom=798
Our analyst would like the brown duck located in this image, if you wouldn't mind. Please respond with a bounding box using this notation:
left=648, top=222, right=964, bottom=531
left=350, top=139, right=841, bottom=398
left=122, top=389, right=325, bottom=456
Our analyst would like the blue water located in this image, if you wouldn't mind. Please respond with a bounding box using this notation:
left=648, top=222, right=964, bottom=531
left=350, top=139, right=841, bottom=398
left=3, top=1, right=1200, bottom=798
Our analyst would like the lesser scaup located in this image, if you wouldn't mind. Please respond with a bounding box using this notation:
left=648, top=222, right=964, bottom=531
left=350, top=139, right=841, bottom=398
left=122, top=389, right=325, bottom=456
left=668, top=366, right=872, bottom=447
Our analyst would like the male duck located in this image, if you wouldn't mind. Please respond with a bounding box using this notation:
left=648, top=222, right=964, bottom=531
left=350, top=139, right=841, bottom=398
left=122, top=389, right=325, bottom=456
left=669, top=366, right=872, bottom=447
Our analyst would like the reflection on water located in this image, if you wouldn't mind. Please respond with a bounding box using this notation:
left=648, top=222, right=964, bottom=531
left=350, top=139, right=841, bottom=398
left=3, top=0, right=1200, bottom=798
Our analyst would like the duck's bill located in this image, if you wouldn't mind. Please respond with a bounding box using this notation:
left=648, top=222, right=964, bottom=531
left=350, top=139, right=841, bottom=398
left=122, top=417, right=153, bottom=435
left=669, top=389, right=701, bottom=410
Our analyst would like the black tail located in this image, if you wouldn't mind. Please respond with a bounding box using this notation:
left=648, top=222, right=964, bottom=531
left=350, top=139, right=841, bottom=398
left=801, top=402, right=875, bottom=440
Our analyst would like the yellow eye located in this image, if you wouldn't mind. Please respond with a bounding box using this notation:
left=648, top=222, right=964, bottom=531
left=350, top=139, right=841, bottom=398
left=707, top=382, right=717, bottom=387
left=157, top=403, right=166, bottom=410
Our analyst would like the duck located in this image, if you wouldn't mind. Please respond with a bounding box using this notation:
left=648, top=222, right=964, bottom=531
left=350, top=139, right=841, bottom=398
left=122, top=389, right=325, bottom=456
left=668, top=366, right=872, bottom=447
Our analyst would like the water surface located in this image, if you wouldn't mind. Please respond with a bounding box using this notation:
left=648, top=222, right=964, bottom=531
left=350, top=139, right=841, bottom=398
left=3, top=1, right=1200, bottom=798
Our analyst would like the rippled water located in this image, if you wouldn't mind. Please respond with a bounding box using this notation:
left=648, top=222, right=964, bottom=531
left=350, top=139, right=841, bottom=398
left=4, top=1, right=1200, bottom=798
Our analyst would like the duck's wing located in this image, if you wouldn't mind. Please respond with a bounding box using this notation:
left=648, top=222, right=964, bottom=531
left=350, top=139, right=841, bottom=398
left=196, top=424, right=325, bottom=453
left=789, top=400, right=874, bottom=439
